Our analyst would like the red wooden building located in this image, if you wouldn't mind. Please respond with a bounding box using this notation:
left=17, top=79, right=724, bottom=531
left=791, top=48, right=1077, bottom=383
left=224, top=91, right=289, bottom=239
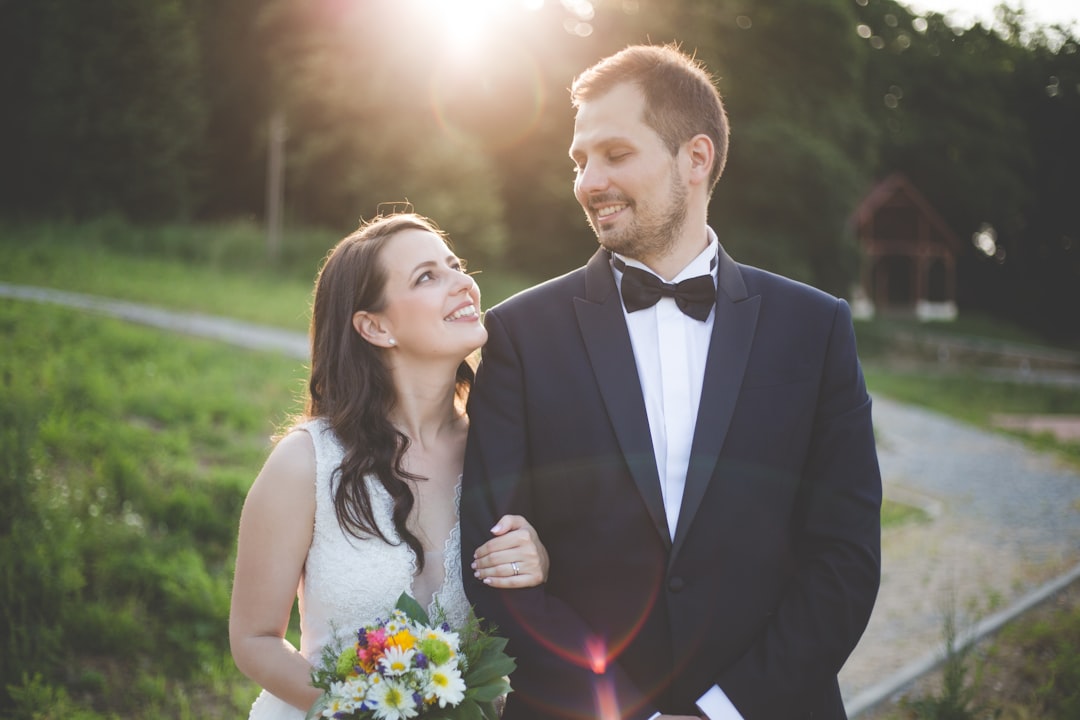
left=850, top=173, right=961, bottom=321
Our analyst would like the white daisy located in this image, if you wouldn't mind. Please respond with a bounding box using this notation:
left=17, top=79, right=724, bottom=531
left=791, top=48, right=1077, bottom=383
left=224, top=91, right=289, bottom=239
left=379, top=645, right=416, bottom=676
left=340, top=675, right=371, bottom=710
left=371, top=678, right=419, bottom=720
left=384, top=612, right=408, bottom=635
left=424, top=661, right=466, bottom=708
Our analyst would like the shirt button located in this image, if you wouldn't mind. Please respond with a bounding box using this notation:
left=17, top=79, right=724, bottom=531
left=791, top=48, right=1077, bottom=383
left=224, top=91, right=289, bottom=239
left=668, top=576, right=685, bottom=593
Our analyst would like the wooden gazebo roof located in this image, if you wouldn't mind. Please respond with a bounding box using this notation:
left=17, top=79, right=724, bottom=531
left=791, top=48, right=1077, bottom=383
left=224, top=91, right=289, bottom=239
left=852, top=173, right=962, bottom=255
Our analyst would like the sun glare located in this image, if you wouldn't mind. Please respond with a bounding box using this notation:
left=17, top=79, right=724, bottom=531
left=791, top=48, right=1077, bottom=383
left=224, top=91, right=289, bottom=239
left=417, top=0, right=537, bottom=54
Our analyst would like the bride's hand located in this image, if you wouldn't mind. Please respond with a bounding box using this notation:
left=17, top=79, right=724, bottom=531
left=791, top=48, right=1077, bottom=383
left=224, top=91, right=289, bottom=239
left=472, top=514, right=549, bottom=588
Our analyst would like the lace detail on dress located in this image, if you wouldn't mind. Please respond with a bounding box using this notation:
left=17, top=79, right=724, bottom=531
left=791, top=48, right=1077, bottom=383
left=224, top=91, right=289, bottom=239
left=429, top=483, right=467, bottom=624
left=246, top=419, right=470, bottom=720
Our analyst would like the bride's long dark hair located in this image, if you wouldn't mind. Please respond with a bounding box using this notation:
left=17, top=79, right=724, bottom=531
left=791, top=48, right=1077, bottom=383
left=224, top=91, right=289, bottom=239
left=304, top=212, right=475, bottom=572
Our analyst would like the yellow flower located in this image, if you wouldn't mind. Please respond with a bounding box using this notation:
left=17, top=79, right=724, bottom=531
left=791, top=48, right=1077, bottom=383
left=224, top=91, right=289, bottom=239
left=387, top=629, right=416, bottom=651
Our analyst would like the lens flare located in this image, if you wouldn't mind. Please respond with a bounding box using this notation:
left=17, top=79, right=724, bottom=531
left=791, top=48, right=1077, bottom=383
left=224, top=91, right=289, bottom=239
left=973, top=223, right=997, bottom=257
left=585, top=635, right=608, bottom=674
left=429, top=43, right=545, bottom=150
left=594, top=675, right=620, bottom=720
left=497, top=564, right=666, bottom=718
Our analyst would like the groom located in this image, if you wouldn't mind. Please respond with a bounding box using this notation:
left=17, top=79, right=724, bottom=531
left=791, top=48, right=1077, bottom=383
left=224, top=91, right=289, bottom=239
left=461, top=44, right=881, bottom=719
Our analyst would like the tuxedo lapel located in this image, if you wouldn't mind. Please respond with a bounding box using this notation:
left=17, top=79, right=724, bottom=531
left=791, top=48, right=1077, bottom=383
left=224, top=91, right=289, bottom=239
left=672, top=246, right=760, bottom=559
left=574, top=249, right=671, bottom=550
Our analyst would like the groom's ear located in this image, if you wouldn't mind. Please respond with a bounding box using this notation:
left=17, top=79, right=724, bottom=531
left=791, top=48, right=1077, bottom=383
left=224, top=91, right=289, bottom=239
left=685, top=133, right=715, bottom=188
left=352, top=310, right=394, bottom=348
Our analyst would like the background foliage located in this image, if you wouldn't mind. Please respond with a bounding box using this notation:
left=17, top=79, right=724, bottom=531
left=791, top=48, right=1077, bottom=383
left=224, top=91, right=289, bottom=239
left=0, top=0, right=1077, bottom=337
left=0, top=296, right=306, bottom=717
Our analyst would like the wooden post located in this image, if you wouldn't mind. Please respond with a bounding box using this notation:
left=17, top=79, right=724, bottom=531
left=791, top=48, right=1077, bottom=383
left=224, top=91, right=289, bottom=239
left=266, top=109, right=286, bottom=262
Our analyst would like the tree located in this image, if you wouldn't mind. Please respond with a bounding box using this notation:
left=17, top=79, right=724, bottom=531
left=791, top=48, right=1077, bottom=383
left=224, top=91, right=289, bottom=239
left=856, top=0, right=1080, bottom=338
left=196, top=0, right=274, bottom=220
left=664, top=0, right=878, bottom=296
left=0, top=0, right=207, bottom=220
left=248, top=0, right=512, bottom=263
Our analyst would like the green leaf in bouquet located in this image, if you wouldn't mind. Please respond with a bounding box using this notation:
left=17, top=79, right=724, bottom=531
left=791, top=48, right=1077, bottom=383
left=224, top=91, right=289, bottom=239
left=461, top=633, right=507, bottom=666
left=465, top=676, right=511, bottom=702
left=395, top=591, right=431, bottom=625
left=478, top=698, right=502, bottom=720
left=309, top=640, right=345, bottom=691
left=472, top=634, right=510, bottom=656
left=455, top=698, right=486, bottom=720
left=464, top=649, right=516, bottom=686
left=422, top=699, right=479, bottom=720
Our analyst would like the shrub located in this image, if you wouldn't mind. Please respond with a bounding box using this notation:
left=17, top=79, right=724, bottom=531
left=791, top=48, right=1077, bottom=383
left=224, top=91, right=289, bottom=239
left=0, top=300, right=301, bottom=715
left=0, top=384, right=83, bottom=711
left=899, top=599, right=998, bottom=720
left=996, top=601, right=1080, bottom=719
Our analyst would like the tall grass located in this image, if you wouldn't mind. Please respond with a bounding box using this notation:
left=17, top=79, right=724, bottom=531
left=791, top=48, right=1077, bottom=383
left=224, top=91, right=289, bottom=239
left=864, top=367, right=1080, bottom=468
left=0, top=217, right=536, bottom=328
left=853, top=314, right=1079, bottom=355
left=1, top=217, right=328, bottom=331
left=0, top=299, right=306, bottom=717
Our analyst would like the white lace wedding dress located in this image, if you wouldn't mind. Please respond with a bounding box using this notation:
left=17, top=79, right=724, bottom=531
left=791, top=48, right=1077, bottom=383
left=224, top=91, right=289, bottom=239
left=247, top=418, right=471, bottom=720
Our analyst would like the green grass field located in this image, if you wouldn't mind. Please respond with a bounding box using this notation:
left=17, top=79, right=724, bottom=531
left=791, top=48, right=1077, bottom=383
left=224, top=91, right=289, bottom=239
left=0, top=218, right=535, bottom=330
left=1, top=300, right=308, bottom=717
left=863, top=367, right=1080, bottom=468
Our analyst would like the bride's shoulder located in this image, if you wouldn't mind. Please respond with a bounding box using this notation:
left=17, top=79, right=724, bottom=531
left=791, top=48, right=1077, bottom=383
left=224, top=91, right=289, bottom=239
left=240, top=427, right=317, bottom=533
left=269, top=427, right=317, bottom=474
left=252, top=428, right=317, bottom=495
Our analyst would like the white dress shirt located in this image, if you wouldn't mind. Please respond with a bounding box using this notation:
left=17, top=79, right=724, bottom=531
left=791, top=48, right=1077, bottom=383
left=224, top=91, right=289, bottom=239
left=612, top=228, right=744, bottom=720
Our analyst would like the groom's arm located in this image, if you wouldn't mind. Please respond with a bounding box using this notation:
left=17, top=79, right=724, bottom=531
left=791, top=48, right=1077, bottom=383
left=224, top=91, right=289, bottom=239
left=713, top=298, right=882, bottom=716
left=461, top=307, right=656, bottom=720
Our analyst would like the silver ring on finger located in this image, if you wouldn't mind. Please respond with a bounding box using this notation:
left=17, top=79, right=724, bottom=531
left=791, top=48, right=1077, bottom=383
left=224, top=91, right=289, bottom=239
left=511, top=561, right=520, bottom=576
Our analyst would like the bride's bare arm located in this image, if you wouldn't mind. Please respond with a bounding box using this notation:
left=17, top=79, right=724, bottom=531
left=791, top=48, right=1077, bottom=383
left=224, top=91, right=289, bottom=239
left=229, top=430, right=321, bottom=712
left=471, top=514, right=550, bottom=588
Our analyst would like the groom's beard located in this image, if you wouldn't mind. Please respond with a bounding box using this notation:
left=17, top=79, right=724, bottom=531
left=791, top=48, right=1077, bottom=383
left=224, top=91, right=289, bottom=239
left=590, top=166, right=688, bottom=264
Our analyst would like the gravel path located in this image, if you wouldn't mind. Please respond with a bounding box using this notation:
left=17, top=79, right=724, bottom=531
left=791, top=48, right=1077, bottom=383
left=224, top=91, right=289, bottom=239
left=4, top=283, right=1080, bottom=716
left=840, top=395, right=1080, bottom=711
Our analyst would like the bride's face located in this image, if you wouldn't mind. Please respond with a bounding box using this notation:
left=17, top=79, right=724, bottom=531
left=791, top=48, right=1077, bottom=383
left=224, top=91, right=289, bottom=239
left=370, top=228, right=487, bottom=361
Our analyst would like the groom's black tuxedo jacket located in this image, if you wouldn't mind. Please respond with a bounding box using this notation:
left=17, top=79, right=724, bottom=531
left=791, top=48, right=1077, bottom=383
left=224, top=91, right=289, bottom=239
left=460, top=246, right=881, bottom=719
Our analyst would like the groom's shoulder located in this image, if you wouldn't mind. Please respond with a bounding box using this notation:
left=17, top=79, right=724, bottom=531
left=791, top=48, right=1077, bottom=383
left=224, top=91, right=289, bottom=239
left=488, top=264, right=588, bottom=319
left=737, top=260, right=838, bottom=309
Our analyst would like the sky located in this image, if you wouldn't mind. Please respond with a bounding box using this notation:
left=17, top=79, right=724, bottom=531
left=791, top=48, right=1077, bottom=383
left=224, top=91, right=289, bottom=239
left=900, top=0, right=1080, bottom=30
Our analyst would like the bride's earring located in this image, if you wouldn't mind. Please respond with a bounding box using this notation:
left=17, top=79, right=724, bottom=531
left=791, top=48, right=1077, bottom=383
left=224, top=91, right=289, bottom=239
left=388, top=338, right=396, bottom=346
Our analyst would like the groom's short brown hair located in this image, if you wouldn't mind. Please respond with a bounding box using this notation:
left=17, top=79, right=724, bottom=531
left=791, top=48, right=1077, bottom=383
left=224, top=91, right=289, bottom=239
left=571, top=43, right=730, bottom=192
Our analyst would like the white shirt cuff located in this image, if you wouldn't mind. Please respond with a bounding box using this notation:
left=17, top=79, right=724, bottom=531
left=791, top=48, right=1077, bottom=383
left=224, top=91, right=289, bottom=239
left=643, top=685, right=742, bottom=720
left=697, top=685, right=744, bottom=720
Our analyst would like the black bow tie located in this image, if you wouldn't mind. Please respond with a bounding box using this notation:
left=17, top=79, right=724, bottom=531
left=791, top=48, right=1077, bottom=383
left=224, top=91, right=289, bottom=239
left=614, top=256, right=716, bottom=321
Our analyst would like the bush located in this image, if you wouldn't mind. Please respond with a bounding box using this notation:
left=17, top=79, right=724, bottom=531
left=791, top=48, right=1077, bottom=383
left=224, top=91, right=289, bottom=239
left=0, top=300, right=302, bottom=715
left=995, top=600, right=1080, bottom=719
left=899, top=600, right=997, bottom=720
left=0, top=383, right=83, bottom=711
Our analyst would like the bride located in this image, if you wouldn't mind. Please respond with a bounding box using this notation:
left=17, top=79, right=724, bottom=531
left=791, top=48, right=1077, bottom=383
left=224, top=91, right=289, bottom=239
left=229, top=212, right=548, bottom=719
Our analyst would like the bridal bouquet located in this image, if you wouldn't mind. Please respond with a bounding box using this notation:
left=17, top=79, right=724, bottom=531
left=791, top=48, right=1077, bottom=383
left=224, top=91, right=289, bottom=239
left=305, top=593, right=515, bottom=720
